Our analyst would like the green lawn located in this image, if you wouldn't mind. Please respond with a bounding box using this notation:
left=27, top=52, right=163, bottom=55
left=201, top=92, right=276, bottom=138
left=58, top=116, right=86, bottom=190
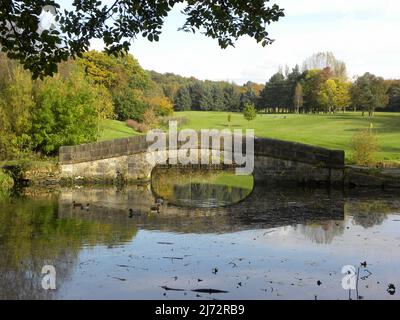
left=99, top=112, right=400, bottom=163
left=179, top=111, right=400, bottom=163
left=99, top=119, right=139, bottom=141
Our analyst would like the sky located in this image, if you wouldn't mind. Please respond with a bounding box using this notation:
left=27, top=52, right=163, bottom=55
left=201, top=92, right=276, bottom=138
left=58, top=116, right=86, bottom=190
left=59, top=0, right=400, bottom=84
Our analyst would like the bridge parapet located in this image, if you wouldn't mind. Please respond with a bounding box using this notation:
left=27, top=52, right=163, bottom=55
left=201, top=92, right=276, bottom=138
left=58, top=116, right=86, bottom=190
left=59, top=134, right=345, bottom=186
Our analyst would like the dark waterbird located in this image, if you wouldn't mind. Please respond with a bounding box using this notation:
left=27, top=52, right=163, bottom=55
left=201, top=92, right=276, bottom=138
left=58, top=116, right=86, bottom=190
left=129, top=209, right=141, bottom=218
left=73, top=201, right=83, bottom=209
left=81, top=203, right=90, bottom=211
left=191, top=289, right=228, bottom=294
left=160, top=286, right=185, bottom=292
left=160, top=286, right=228, bottom=294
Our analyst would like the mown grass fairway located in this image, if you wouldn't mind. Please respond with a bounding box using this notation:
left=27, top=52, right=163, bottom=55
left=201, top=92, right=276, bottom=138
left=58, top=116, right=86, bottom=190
left=100, top=112, right=400, bottom=163
left=178, top=111, right=400, bottom=163
left=99, top=119, right=139, bottom=141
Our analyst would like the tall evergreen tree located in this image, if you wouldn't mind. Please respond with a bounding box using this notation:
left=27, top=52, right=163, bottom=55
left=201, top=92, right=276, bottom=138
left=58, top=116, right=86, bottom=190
left=240, top=86, right=257, bottom=111
left=387, top=81, right=400, bottom=112
left=223, top=84, right=241, bottom=112
left=174, top=86, right=192, bottom=111
left=212, top=84, right=226, bottom=111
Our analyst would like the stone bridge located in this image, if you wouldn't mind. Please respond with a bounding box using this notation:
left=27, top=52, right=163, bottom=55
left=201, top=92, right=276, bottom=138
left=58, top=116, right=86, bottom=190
left=59, top=134, right=345, bottom=186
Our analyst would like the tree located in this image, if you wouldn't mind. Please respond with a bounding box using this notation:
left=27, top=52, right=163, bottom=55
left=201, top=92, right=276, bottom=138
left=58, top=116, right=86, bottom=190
left=0, top=1, right=285, bottom=79
left=259, top=71, right=288, bottom=110
left=302, top=52, right=347, bottom=79
left=113, top=88, right=147, bottom=121
left=318, top=79, right=337, bottom=113
left=174, top=86, right=192, bottom=111
left=211, top=84, right=226, bottom=111
left=223, top=84, right=241, bottom=112
left=293, top=83, right=304, bottom=114
left=351, top=73, right=389, bottom=117
left=386, top=81, right=400, bottom=112
left=243, top=103, right=257, bottom=121
left=303, top=68, right=333, bottom=113
left=146, top=96, right=174, bottom=117
left=31, top=71, right=100, bottom=155
left=335, top=79, right=351, bottom=113
left=79, top=50, right=152, bottom=121
left=80, top=51, right=149, bottom=93
left=240, top=85, right=257, bottom=111
left=0, top=54, right=34, bottom=155
left=199, top=82, right=214, bottom=111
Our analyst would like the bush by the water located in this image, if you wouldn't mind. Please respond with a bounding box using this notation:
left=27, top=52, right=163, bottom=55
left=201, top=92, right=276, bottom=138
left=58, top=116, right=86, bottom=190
left=0, top=51, right=175, bottom=158
left=351, top=129, right=379, bottom=166
left=0, top=170, right=14, bottom=191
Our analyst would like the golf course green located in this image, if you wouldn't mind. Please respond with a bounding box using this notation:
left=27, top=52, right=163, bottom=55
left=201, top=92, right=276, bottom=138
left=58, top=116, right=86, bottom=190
left=99, top=111, right=400, bottom=163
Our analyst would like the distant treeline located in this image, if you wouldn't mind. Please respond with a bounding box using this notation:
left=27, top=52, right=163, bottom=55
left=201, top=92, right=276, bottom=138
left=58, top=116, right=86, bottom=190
left=150, top=52, right=400, bottom=116
left=148, top=70, right=264, bottom=113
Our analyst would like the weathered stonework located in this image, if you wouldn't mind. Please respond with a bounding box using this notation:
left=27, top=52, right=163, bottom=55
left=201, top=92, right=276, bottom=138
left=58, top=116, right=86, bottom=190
left=59, top=134, right=345, bottom=186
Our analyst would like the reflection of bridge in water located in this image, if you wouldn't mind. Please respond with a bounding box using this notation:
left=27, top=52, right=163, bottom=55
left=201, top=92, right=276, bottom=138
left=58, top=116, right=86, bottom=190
left=59, top=184, right=346, bottom=234
left=2, top=184, right=398, bottom=299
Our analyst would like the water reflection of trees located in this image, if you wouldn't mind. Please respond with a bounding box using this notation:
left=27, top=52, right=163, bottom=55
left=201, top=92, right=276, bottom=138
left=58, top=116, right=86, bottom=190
left=296, top=221, right=345, bottom=244
left=0, top=195, right=137, bottom=300
left=2, top=180, right=399, bottom=299
left=297, top=196, right=400, bottom=243
left=346, top=199, right=400, bottom=228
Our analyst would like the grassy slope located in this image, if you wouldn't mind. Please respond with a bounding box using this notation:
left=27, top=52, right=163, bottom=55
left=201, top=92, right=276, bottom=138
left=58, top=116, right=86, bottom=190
left=99, top=119, right=139, bottom=141
left=98, top=112, right=400, bottom=163
left=177, top=111, right=400, bottom=162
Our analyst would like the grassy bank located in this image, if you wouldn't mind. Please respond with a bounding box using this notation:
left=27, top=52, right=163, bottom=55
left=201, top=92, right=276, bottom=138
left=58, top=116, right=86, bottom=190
left=177, top=111, right=400, bottom=163
left=98, top=112, right=400, bottom=163
left=99, top=119, right=139, bottom=141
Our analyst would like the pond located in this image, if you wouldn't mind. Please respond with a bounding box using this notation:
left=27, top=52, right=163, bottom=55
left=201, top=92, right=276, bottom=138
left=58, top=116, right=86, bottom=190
left=0, top=168, right=399, bottom=300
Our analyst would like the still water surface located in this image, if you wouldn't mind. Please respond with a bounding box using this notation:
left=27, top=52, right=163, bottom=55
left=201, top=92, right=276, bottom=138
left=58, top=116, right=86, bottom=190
left=0, top=168, right=399, bottom=300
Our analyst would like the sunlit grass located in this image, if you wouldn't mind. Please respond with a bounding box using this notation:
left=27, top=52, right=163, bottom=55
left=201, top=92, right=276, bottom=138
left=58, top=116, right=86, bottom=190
left=99, top=112, right=400, bottom=163
left=99, top=119, right=139, bottom=141
left=177, top=111, right=400, bottom=163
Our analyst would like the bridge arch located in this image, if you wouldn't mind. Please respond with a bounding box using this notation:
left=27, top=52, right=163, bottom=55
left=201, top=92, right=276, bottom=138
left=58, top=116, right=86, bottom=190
left=59, top=134, right=345, bottom=186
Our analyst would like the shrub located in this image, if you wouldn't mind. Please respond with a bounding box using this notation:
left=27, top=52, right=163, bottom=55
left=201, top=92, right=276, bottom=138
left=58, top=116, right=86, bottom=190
left=142, top=108, right=160, bottom=130
left=146, top=96, right=174, bottom=117
left=126, top=119, right=147, bottom=133
left=350, top=129, right=379, bottom=166
left=243, top=103, right=257, bottom=121
left=0, top=169, right=14, bottom=191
